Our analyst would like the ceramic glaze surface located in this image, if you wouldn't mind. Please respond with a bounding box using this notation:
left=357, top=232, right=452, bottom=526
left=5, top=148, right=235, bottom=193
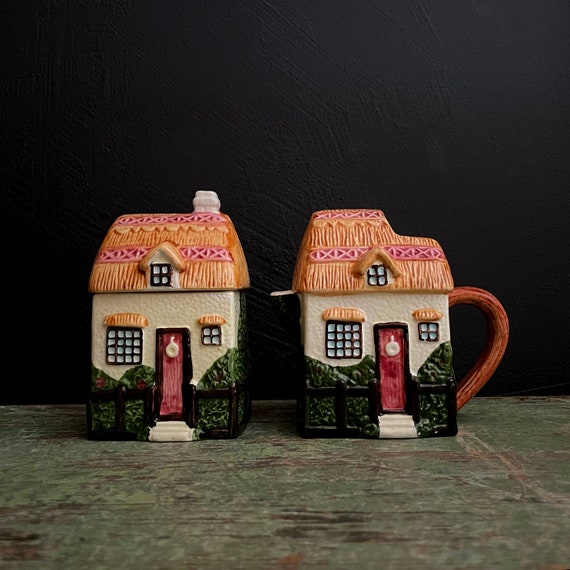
left=91, top=290, right=240, bottom=383
left=276, top=207, right=509, bottom=439
left=299, top=292, right=450, bottom=375
left=88, top=191, right=251, bottom=442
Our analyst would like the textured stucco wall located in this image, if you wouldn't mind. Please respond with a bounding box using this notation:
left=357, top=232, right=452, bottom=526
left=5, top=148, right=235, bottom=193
left=300, top=292, right=450, bottom=375
left=91, top=290, right=240, bottom=383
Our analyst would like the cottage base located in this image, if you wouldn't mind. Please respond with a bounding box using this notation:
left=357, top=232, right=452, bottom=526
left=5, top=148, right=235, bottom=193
left=378, top=414, right=418, bottom=439
left=149, top=421, right=195, bottom=442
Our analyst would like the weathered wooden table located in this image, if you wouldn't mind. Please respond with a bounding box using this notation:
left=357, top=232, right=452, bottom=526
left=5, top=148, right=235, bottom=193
left=1, top=398, right=569, bottom=569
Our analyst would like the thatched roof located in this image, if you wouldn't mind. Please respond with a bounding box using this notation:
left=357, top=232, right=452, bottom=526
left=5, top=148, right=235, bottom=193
left=292, top=209, right=453, bottom=294
left=89, top=211, right=250, bottom=292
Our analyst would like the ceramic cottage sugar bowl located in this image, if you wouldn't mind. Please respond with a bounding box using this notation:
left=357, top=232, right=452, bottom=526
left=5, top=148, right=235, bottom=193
left=272, top=208, right=509, bottom=439
left=88, top=191, right=251, bottom=442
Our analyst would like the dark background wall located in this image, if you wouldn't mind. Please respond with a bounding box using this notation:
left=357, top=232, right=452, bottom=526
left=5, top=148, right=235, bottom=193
left=2, top=0, right=569, bottom=404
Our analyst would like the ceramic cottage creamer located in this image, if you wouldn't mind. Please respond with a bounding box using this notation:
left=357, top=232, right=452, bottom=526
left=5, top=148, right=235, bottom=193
left=88, top=191, right=251, bottom=442
left=273, top=208, right=508, bottom=439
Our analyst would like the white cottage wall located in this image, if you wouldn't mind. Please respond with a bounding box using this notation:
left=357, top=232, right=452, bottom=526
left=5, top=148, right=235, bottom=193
left=91, top=290, right=240, bottom=383
left=300, top=292, right=450, bottom=375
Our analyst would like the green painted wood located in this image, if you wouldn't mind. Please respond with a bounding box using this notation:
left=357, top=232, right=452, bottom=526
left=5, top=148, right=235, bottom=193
left=1, top=398, right=569, bottom=569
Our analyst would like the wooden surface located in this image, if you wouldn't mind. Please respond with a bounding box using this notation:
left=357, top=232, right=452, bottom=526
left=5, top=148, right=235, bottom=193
left=1, top=398, right=569, bottom=569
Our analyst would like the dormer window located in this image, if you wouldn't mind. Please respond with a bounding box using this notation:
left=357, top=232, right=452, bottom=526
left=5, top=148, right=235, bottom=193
left=150, top=263, right=173, bottom=287
left=140, top=243, right=183, bottom=288
left=367, top=264, right=388, bottom=286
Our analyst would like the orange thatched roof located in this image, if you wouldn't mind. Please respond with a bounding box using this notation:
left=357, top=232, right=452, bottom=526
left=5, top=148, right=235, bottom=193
left=292, top=209, right=453, bottom=294
left=89, top=212, right=249, bottom=292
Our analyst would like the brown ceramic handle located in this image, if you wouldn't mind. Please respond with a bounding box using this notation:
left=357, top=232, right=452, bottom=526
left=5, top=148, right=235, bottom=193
left=449, top=286, right=509, bottom=410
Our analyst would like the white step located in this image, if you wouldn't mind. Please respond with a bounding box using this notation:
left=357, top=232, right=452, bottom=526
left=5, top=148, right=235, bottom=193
left=378, top=414, right=418, bottom=439
left=148, top=421, right=195, bottom=442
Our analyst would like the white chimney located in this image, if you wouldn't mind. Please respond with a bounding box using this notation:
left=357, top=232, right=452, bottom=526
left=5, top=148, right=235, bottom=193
left=193, top=190, right=221, bottom=213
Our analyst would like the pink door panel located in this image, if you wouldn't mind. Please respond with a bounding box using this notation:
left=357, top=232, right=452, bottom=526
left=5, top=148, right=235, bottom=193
left=377, top=326, right=407, bottom=412
left=157, top=330, right=185, bottom=419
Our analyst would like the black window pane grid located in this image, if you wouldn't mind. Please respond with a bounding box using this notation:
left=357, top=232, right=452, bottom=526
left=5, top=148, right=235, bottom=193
left=202, top=325, right=222, bottom=345
left=418, top=322, right=439, bottom=341
left=326, top=321, right=362, bottom=359
left=150, top=263, right=172, bottom=287
left=106, top=328, right=143, bottom=364
left=367, top=264, right=387, bottom=286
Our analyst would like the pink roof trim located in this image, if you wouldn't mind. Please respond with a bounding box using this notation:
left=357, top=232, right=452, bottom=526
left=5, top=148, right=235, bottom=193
left=309, top=245, right=446, bottom=262
left=179, top=247, right=233, bottom=261
left=115, top=213, right=227, bottom=226
left=310, top=247, right=369, bottom=261
left=313, top=210, right=384, bottom=220
left=385, top=245, right=446, bottom=260
left=98, top=246, right=233, bottom=263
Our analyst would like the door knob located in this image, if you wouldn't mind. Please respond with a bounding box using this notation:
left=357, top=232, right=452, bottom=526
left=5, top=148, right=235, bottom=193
left=385, top=335, right=400, bottom=356
left=165, top=336, right=179, bottom=358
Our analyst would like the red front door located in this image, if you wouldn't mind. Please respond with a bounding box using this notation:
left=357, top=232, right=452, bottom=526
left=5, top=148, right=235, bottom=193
left=156, top=329, right=191, bottom=421
left=375, top=325, right=408, bottom=412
